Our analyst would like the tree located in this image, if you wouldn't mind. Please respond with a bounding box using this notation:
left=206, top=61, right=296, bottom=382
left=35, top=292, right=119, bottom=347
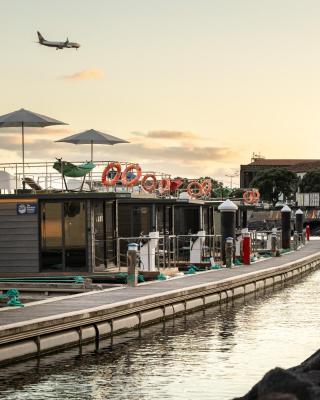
left=299, top=169, right=320, bottom=193
left=229, top=188, right=244, bottom=199
left=250, top=168, right=298, bottom=205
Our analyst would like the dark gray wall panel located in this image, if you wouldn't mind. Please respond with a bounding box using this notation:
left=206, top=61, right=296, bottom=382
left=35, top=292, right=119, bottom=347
left=0, top=202, right=39, bottom=272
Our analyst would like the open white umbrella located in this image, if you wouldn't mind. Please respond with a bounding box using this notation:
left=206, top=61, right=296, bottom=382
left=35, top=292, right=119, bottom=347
left=56, top=128, right=129, bottom=162
left=0, top=108, right=67, bottom=189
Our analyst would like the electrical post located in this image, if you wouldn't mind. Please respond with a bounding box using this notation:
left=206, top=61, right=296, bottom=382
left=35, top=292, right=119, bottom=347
left=218, top=199, right=238, bottom=265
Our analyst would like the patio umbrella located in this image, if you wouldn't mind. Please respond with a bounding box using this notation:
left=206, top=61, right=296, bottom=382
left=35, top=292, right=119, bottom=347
left=56, top=129, right=129, bottom=162
left=0, top=108, right=67, bottom=189
left=56, top=128, right=129, bottom=188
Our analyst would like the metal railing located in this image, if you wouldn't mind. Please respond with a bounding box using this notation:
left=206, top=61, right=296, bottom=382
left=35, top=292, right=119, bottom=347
left=94, top=228, right=306, bottom=272
left=0, top=160, right=171, bottom=194
left=115, top=233, right=222, bottom=271
left=116, top=236, right=165, bottom=271
left=175, top=234, right=220, bottom=264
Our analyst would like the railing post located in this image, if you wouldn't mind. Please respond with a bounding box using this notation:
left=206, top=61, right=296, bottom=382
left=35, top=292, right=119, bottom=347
left=271, top=228, right=279, bottom=256
left=127, top=243, right=138, bottom=287
left=243, top=231, right=251, bottom=265
left=117, top=238, right=121, bottom=271
left=306, top=224, right=310, bottom=241
left=225, top=237, right=234, bottom=268
left=293, top=231, right=298, bottom=251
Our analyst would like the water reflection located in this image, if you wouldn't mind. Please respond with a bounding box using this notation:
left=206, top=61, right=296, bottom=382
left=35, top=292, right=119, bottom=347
left=1, top=271, right=320, bottom=400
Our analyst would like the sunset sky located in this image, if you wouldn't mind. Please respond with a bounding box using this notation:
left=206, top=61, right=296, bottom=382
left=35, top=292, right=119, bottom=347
left=1, top=0, right=320, bottom=184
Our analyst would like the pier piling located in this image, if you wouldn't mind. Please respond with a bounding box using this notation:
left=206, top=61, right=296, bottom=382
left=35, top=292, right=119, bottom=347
left=281, top=205, right=291, bottom=250
left=127, top=245, right=138, bottom=287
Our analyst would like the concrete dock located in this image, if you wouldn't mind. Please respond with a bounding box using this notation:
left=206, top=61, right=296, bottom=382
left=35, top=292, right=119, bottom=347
left=0, top=241, right=319, bottom=365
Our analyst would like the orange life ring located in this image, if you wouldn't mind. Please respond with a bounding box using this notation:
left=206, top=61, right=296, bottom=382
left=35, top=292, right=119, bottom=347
left=243, top=189, right=260, bottom=204
left=251, top=189, right=260, bottom=203
left=121, top=164, right=142, bottom=187
left=187, top=181, right=203, bottom=198
left=158, top=178, right=171, bottom=194
left=201, top=179, right=212, bottom=196
left=141, top=174, right=157, bottom=193
left=102, top=162, right=122, bottom=186
left=243, top=191, right=252, bottom=204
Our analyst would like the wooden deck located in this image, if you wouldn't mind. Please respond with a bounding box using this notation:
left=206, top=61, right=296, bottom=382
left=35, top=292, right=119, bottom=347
left=0, top=241, right=319, bottom=330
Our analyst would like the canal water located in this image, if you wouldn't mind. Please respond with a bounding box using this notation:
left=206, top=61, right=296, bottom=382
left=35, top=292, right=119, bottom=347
left=1, top=270, right=320, bottom=400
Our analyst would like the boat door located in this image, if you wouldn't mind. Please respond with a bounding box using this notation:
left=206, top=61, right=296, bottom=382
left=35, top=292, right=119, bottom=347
left=93, top=200, right=116, bottom=270
left=40, top=200, right=87, bottom=272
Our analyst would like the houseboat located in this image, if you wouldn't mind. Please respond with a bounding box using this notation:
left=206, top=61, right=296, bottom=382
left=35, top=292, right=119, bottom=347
left=0, top=160, right=222, bottom=276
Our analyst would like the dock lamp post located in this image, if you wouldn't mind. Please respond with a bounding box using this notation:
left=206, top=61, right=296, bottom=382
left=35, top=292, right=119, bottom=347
left=295, top=209, right=304, bottom=246
left=281, top=205, right=292, bottom=250
left=218, top=199, right=238, bottom=265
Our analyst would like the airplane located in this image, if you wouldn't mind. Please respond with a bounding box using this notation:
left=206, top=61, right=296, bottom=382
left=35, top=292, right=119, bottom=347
left=37, top=31, right=80, bottom=50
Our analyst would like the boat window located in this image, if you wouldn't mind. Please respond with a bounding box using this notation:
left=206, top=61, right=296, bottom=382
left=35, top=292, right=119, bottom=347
left=64, top=201, right=87, bottom=271
left=174, top=206, right=200, bottom=235
left=41, top=202, right=63, bottom=271
left=105, top=201, right=116, bottom=267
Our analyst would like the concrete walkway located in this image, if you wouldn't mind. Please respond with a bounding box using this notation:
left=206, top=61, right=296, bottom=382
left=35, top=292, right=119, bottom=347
left=0, top=241, right=319, bottom=328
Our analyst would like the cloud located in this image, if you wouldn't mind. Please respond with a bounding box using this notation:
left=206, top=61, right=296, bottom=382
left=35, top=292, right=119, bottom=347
left=62, top=69, right=104, bottom=81
left=116, top=143, right=235, bottom=163
left=0, top=137, right=237, bottom=162
left=131, top=130, right=198, bottom=140
left=147, top=130, right=198, bottom=140
left=0, top=135, right=239, bottom=179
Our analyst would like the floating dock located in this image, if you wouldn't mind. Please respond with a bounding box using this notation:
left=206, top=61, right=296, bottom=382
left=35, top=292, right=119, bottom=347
left=0, top=241, right=319, bottom=366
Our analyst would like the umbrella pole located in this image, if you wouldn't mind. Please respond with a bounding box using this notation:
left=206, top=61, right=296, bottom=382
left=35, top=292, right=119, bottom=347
left=22, top=122, right=25, bottom=190
left=90, top=141, right=93, bottom=190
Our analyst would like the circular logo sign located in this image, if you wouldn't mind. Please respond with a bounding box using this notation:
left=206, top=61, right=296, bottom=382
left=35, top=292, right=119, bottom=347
left=17, top=204, right=27, bottom=214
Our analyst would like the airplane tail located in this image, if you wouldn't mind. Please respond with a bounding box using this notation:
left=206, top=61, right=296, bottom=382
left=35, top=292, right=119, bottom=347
left=37, top=31, right=45, bottom=43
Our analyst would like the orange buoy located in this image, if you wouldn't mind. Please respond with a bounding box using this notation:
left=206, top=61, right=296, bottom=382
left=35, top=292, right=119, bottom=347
left=141, top=173, right=157, bottom=193
left=201, top=179, right=212, bottom=196
left=121, top=164, right=142, bottom=187
left=243, top=189, right=260, bottom=204
left=102, top=162, right=122, bottom=186
left=187, top=181, right=203, bottom=198
left=251, top=189, right=260, bottom=204
left=158, top=178, right=171, bottom=194
left=243, top=191, right=253, bottom=204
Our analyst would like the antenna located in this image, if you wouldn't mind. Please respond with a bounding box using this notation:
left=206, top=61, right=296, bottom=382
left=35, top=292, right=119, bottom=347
left=225, top=171, right=239, bottom=188
left=251, top=152, right=265, bottom=162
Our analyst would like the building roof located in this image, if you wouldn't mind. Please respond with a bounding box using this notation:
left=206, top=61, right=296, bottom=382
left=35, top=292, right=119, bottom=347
left=248, top=158, right=320, bottom=166
left=290, top=161, right=320, bottom=173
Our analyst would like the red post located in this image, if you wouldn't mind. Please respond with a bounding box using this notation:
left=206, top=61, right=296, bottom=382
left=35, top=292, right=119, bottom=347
left=243, top=232, right=251, bottom=265
left=306, top=225, right=310, bottom=241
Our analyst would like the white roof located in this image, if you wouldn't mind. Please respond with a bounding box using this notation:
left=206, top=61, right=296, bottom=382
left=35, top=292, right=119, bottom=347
left=295, top=209, right=304, bottom=215
left=218, top=199, right=238, bottom=212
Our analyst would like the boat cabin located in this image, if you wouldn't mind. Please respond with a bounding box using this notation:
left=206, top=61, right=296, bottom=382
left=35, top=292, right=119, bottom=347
left=0, top=192, right=215, bottom=275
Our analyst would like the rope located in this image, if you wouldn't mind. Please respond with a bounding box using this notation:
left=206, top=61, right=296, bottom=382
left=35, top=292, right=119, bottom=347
left=0, top=289, right=24, bottom=307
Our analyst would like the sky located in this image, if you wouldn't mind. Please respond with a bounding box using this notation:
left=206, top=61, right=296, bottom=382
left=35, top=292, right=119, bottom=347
left=1, top=0, right=320, bottom=185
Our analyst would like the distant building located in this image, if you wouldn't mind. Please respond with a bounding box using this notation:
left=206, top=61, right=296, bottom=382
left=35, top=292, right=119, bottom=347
left=240, top=156, right=320, bottom=188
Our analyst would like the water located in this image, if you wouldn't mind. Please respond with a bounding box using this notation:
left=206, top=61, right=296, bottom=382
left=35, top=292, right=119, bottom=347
left=1, top=270, right=320, bottom=400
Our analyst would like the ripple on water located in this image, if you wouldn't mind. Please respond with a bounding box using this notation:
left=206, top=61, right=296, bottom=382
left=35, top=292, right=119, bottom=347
left=1, top=270, right=320, bottom=400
